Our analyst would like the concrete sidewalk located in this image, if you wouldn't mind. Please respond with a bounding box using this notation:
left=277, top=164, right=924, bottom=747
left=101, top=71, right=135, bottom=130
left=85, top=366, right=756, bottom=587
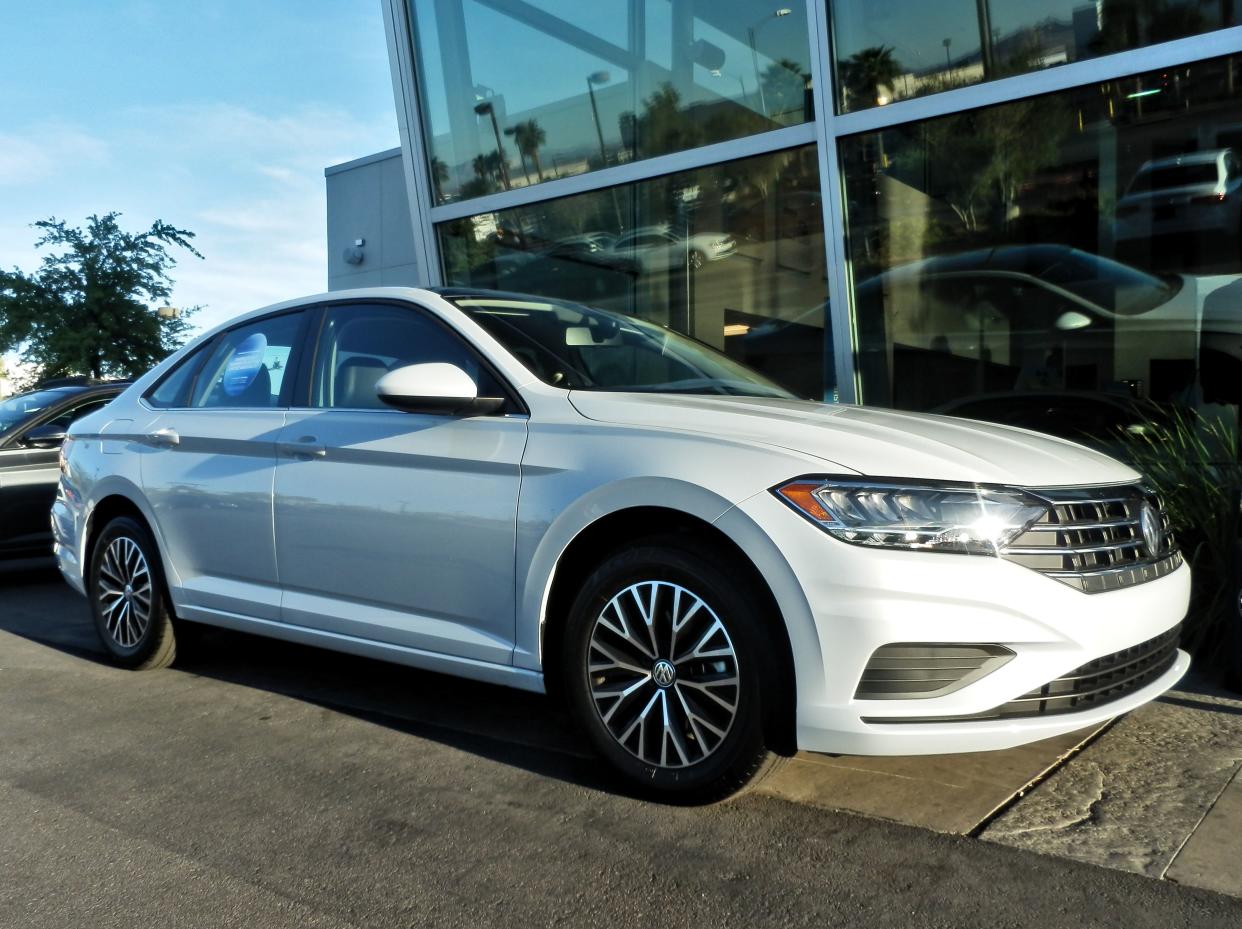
left=982, top=677, right=1242, bottom=897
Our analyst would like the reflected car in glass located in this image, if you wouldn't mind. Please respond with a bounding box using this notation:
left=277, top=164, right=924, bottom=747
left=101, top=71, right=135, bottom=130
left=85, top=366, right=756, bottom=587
left=53, top=288, right=1190, bottom=801
left=1116, top=149, right=1242, bottom=246
left=609, top=225, right=736, bottom=271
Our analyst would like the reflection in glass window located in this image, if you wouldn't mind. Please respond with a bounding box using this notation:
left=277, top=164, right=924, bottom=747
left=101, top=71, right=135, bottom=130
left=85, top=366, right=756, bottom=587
left=310, top=304, right=500, bottom=409
left=841, top=54, right=1242, bottom=458
left=412, top=0, right=814, bottom=204
left=190, top=313, right=304, bottom=409
left=831, top=0, right=1239, bottom=113
left=437, top=146, right=835, bottom=400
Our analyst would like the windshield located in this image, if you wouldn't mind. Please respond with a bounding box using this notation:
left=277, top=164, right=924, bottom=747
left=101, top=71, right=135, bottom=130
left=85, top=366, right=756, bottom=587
left=1037, top=250, right=1180, bottom=316
left=446, top=294, right=795, bottom=398
left=0, top=389, right=68, bottom=433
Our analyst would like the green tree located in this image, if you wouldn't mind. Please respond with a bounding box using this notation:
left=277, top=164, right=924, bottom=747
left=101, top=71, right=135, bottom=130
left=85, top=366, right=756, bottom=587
left=0, top=213, right=201, bottom=382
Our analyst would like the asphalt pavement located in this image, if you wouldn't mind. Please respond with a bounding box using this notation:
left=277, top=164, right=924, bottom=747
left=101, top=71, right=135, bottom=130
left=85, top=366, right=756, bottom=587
left=2, top=568, right=1241, bottom=928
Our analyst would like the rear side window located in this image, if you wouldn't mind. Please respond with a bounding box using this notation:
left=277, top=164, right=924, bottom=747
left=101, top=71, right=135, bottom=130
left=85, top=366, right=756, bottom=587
left=146, top=345, right=208, bottom=408
left=190, top=312, right=305, bottom=409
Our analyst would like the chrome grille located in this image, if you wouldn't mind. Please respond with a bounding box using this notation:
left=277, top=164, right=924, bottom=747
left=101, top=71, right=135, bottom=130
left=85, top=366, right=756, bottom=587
left=1001, top=485, right=1182, bottom=593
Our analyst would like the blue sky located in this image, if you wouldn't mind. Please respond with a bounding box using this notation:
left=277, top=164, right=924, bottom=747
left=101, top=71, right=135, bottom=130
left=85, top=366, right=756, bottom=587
left=1, top=1, right=399, bottom=338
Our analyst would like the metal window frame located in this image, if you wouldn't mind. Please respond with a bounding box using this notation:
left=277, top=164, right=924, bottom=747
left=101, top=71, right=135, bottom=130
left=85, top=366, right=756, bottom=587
left=381, top=0, right=1242, bottom=403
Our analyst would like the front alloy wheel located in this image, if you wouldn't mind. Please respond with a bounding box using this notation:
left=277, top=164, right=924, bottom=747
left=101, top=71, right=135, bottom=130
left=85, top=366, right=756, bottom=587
left=588, top=581, right=740, bottom=768
left=564, top=538, right=783, bottom=803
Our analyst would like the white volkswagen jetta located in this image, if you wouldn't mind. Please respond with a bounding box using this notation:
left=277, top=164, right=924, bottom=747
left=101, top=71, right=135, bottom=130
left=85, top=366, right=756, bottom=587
left=53, top=288, right=1190, bottom=801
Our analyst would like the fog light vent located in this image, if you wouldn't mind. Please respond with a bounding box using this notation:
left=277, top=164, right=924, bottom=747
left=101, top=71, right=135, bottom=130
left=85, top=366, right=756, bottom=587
left=855, top=644, right=1014, bottom=700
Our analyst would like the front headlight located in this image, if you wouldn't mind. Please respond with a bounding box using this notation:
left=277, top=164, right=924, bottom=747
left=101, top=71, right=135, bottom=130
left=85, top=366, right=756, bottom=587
left=774, top=479, right=1049, bottom=555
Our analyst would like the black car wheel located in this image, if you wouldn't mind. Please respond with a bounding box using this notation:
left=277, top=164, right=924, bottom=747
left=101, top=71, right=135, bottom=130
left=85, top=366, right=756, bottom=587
left=88, top=516, right=178, bottom=670
left=563, top=536, right=784, bottom=803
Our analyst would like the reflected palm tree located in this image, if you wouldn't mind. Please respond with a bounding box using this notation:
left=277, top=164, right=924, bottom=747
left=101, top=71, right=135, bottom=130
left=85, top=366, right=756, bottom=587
left=760, top=58, right=810, bottom=120
left=841, top=45, right=900, bottom=108
left=430, top=157, right=450, bottom=200
left=505, top=119, right=547, bottom=184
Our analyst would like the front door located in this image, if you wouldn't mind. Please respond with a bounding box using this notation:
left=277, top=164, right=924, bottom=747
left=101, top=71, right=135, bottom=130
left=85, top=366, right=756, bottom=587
left=273, top=301, right=527, bottom=664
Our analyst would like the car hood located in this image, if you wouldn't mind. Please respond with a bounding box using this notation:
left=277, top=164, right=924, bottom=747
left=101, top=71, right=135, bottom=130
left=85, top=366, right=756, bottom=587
left=567, top=392, right=1140, bottom=487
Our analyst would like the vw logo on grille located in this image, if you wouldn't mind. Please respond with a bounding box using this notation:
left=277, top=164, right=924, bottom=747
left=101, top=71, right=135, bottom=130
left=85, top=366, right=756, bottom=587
left=1140, top=501, right=1163, bottom=555
left=652, top=659, right=677, bottom=688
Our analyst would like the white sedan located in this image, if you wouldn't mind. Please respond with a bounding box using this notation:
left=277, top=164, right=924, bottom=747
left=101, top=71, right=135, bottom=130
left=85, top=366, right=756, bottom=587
left=609, top=225, right=736, bottom=271
left=53, top=287, right=1189, bottom=801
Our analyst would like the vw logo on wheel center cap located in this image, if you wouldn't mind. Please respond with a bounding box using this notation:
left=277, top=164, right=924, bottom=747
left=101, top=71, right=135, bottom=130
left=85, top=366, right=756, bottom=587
left=652, top=659, right=677, bottom=688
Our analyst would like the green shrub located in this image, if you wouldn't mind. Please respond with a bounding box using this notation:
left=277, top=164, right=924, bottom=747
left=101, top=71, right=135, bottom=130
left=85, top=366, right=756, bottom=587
left=1113, top=408, right=1241, bottom=681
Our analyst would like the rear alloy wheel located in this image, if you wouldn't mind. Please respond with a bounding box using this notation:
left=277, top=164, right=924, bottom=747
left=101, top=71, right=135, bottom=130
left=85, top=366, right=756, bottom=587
left=564, top=539, right=783, bottom=803
left=89, top=516, right=178, bottom=670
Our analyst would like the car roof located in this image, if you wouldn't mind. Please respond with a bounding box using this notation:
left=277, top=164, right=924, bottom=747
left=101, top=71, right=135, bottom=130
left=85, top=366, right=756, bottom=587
left=1139, top=149, right=1228, bottom=170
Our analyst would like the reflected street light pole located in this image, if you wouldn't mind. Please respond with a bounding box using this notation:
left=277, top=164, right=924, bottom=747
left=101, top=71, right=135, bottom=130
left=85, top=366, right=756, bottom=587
left=472, top=99, right=511, bottom=190
left=748, top=7, right=791, bottom=118
left=586, top=70, right=610, bottom=166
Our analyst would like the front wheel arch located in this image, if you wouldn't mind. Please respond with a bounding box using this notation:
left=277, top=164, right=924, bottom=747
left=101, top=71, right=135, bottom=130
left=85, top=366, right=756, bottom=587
left=541, top=507, right=797, bottom=756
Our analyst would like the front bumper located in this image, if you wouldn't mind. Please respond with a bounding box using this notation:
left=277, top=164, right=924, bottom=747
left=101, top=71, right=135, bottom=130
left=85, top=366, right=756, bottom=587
left=727, top=491, right=1191, bottom=756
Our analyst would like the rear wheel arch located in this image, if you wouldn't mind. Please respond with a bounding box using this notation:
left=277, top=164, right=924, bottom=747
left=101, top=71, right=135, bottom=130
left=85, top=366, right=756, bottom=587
left=84, top=494, right=177, bottom=593
left=541, top=505, right=797, bottom=756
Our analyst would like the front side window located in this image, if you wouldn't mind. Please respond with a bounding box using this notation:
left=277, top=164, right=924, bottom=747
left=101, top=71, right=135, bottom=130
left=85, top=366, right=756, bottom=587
left=37, top=396, right=115, bottom=433
left=0, top=389, right=68, bottom=433
left=190, top=313, right=304, bottom=409
left=310, top=303, right=503, bottom=409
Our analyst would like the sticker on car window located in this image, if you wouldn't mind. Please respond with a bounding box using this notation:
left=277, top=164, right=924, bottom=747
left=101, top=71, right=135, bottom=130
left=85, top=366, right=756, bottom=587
left=223, top=333, right=268, bottom=397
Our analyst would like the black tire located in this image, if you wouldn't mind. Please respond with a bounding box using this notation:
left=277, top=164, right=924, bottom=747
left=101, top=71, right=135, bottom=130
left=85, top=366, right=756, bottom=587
left=688, top=249, right=706, bottom=271
left=88, top=516, right=178, bottom=670
left=562, top=536, right=785, bottom=803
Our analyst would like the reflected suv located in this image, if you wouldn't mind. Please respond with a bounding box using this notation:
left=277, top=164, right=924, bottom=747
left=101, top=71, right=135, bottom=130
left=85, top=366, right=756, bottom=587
left=53, top=288, right=1190, bottom=801
left=1116, top=149, right=1242, bottom=243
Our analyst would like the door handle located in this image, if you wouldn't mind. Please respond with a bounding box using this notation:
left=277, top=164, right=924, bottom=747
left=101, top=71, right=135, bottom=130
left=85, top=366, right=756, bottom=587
left=147, top=427, right=180, bottom=448
left=279, top=436, right=326, bottom=460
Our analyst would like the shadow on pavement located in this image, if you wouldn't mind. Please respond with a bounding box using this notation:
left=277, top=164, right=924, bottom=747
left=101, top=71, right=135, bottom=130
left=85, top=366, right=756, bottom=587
left=0, top=570, right=625, bottom=799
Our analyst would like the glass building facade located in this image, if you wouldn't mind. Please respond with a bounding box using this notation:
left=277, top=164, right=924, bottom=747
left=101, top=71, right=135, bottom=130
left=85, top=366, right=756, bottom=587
left=383, top=0, right=1242, bottom=448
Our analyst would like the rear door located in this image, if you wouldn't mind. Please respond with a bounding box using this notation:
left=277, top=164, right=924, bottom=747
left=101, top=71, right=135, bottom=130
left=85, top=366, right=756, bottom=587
left=273, top=301, right=527, bottom=663
left=140, top=310, right=307, bottom=621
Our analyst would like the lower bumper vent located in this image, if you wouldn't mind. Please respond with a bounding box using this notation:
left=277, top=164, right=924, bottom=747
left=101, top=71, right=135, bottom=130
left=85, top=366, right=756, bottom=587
left=854, top=643, right=1014, bottom=700
left=863, top=624, right=1181, bottom=723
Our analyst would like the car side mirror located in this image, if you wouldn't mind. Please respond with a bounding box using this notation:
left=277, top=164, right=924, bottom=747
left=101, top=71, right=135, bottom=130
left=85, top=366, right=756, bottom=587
left=375, top=363, right=505, bottom=416
left=21, top=423, right=68, bottom=449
